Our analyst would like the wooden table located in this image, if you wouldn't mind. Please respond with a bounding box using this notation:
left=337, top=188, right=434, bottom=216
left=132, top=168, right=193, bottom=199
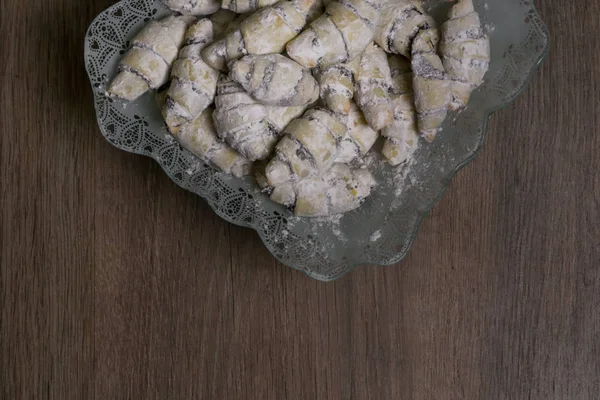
left=2, top=0, right=599, bottom=398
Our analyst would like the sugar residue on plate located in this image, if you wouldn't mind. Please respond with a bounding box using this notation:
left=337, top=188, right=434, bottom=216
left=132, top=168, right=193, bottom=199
left=370, top=229, right=382, bottom=242
left=311, top=213, right=344, bottom=240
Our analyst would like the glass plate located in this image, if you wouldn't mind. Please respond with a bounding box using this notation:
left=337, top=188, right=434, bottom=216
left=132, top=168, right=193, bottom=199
left=85, top=0, right=549, bottom=280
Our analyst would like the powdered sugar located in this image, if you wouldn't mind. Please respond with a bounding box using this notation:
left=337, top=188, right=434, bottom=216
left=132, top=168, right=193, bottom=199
left=392, top=154, right=417, bottom=197
left=370, top=229, right=382, bottom=241
left=185, top=160, right=203, bottom=175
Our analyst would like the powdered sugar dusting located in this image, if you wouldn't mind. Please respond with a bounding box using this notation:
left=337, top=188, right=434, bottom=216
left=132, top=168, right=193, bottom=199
left=370, top=229, right=381, bottom=242
left=185, top=159, right=202, bottom=175
left=165, top=132, right=176, bottom=144
left=312, top=213, right=344, bottom=239
left=483, top=23, right=495, bottom=35
left=393, top=155, right=417, bottom=197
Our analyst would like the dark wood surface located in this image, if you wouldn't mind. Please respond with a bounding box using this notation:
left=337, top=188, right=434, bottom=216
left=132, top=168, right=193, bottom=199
left=2, top=0, right=599, bottom=398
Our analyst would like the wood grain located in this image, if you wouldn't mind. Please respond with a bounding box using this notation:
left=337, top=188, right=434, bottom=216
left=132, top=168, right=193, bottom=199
left=1, top=0, right=599, bottom=399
